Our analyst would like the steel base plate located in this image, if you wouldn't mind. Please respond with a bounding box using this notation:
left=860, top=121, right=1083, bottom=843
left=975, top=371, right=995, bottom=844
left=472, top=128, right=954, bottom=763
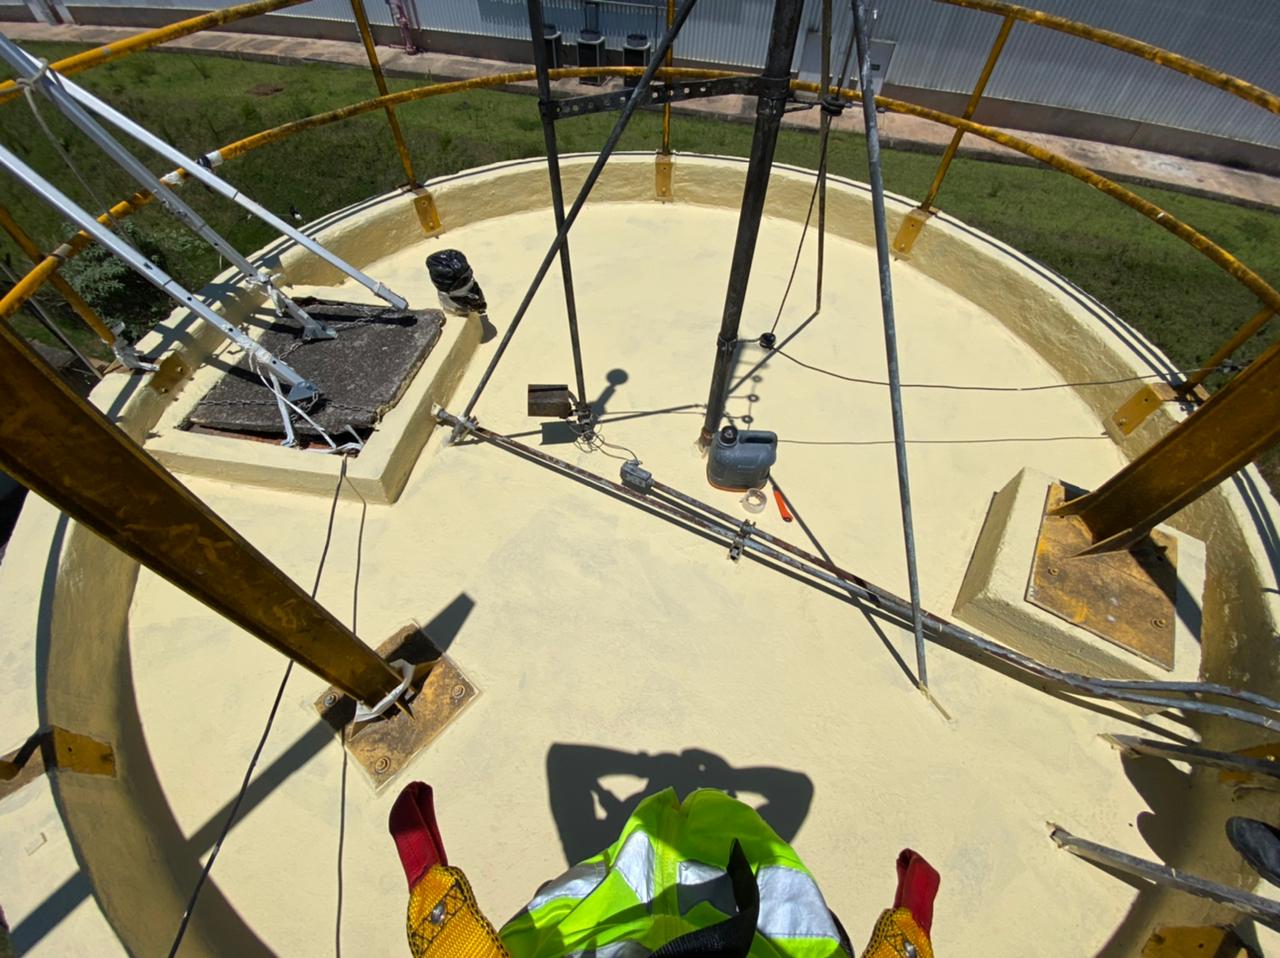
left=1027, top=483, right=1178, bottom=671
left=314, top=624, right=477, bottom=791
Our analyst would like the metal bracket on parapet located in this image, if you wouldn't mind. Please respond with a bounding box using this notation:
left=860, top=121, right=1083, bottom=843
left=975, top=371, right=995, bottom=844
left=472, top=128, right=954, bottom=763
left=892, top=206, right=936, bottom=256
left=548, top=76, right=762, bottom=120
left=412, top=186, right=443, bottom=236
left=655, top=152, right=674, bottom=201
left=0, top=726, right=116, bottom=799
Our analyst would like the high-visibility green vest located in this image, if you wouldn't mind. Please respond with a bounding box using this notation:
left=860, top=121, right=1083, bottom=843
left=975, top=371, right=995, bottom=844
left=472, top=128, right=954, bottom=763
left=500, top=788, right=849, bottom=958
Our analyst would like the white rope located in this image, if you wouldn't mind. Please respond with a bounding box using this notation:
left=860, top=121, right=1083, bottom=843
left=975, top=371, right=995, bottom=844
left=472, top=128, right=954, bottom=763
left=253, top=357, right=363, bottom=455
left=18, top=59, right=121, bottom=231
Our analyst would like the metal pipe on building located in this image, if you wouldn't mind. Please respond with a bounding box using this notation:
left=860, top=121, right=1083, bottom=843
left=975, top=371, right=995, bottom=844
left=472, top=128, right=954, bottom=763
left=697, top=0, right=805, bottom=447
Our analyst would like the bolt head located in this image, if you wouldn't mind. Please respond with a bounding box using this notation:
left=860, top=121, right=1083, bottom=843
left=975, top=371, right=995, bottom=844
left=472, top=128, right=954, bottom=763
left=375, top=757, right=390, bottom=773
left=451, top=683, right=466, bottom=700
left=1151, top=617, right=1167, bottom=628
left=1047, top=565, right=1060, bottom=576
left=323, top=692, right=338, bottom=707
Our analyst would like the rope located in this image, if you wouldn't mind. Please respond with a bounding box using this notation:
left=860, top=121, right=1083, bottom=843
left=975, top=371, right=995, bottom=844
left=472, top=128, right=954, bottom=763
left=18, top=59, right=121, bottom=231
left=771, top=346, right=1224, bottom=393
left=166, top=456, right=354, bottom=958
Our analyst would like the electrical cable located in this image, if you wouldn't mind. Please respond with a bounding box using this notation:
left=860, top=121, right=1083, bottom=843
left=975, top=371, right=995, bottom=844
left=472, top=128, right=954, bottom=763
left=772, top=346, right=1224, bottom=393
left=334, top=467, right=367, bottom=958
left=166, top=457, right=353, bottom=958
left=765, top=15, right=858, bottom=340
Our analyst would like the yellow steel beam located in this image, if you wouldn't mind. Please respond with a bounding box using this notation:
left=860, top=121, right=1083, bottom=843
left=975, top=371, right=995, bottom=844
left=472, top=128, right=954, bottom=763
left=0, top=204, right=115, bottom=345
left=935, top=0, right=1280, bottom=116
left=660, top=0, right=675, bottom=154
left=0, top=0, right=313, bottom=107
left=919, top=12, right=1015, bottom=211
left=1057, top=333, right=1280, bottom=553
left=348, top=0, right=417, bottom=185
left=0, top=318, right=406, bottom=705
left=7, top=67, right=1279, bottom=332
left=1183, top=304, right=1275, bottom=393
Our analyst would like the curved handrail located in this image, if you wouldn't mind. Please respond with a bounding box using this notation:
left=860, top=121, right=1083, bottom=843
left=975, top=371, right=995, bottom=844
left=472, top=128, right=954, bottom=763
left=4, top=66, right=1277, bottom=327
left=0, top=0, right=312, bottom=107
left=935, top=0, right=1280, bottom=116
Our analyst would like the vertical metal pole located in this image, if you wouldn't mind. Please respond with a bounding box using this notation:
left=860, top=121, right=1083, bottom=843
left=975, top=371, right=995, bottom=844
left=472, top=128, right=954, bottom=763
left=697, top=0, right=805, bottom=446
left=661, top=0, right=675, bottom=153
left=0, top=320, right=404, bottom=705
left=526, top=0, right=591, bottom=425
left=815, top=0, right=832, bottom=311
left=853, top=0, right=929, bottom=691
left=919, top=12, right=1014, bottom=211
left=459, top=0, right=701, bottom=422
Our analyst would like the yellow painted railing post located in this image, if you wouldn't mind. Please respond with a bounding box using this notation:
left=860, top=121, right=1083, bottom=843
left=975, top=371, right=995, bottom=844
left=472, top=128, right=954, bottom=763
left=348, top=0, right=442, bottom=234
left=0, top=205, right=116, bottom=347
left=893, top=12, right=1014, bottom=254
left=656, top=0, right=676, bottom=200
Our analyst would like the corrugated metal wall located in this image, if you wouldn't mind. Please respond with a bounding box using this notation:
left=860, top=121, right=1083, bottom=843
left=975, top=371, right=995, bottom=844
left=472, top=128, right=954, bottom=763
left=55, top=0, right=1280, bottom=148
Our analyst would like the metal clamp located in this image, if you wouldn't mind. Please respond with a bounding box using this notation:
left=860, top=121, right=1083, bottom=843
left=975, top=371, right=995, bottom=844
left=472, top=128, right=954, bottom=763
left=755, top=74, right=793, bottom=118
left=729, top=519, right=756, bottom=561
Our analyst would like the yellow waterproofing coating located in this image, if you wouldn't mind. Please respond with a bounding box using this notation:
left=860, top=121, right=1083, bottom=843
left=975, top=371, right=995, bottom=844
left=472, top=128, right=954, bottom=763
left=4, top=67, right=1279, bottom=325
left=0, top=0, right=313, bottom=107
left=936, top=0, right=1280, bottom=116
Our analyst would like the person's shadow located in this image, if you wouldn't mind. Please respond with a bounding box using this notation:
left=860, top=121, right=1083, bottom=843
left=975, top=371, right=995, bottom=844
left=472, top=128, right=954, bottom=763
left=546, top=743, right=815, bottom=864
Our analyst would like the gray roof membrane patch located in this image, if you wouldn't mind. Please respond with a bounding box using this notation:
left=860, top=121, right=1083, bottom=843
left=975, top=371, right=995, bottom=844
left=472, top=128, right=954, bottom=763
left=184, top=297, right=445, bottom=443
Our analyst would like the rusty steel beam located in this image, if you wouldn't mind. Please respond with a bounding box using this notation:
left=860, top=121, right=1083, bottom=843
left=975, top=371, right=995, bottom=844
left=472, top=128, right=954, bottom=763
left=1057, top=335, right=1280, bottom=553
left=0, top=320, right=404, bottom=706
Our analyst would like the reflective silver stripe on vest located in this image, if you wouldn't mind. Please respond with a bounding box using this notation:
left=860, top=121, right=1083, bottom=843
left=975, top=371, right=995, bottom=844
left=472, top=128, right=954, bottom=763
left=677, top=860, right=736, bottom=917
left=612, top=830, right=656, bottom=905
left=756, top=866, right=841, bottom=940
left=526, top=862, right=608, bottom=913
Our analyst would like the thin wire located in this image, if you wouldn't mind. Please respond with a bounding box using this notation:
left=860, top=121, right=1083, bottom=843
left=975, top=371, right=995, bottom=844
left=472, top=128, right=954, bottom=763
left=773, top=346, right=1220, bottom=392
left=767, top=173, right=823, bottom=337
left=335, top=465, right=366, bottom=958
left=19, top=62, right=121, bottom=230
left=166, top=457, right=351, bottom=958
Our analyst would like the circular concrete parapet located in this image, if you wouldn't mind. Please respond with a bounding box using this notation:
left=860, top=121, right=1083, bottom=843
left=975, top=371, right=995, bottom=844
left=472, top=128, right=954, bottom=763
left=3, top=153, right=1278, bottom=957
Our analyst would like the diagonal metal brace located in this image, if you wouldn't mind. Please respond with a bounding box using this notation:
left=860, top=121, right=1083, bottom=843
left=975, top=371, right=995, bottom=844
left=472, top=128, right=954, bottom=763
left=548, top=76, right=762, bottom=120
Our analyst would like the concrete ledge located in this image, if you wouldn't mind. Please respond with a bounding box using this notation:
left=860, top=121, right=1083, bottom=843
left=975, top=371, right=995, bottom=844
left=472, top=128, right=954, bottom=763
left=954, top=467, right=1206, bottom=684
left=145, top=291, right=481, bottom=504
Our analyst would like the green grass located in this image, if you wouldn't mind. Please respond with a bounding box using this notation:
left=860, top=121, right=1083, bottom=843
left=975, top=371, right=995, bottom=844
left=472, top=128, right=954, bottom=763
left=3, top=42, right=1279, bottom=483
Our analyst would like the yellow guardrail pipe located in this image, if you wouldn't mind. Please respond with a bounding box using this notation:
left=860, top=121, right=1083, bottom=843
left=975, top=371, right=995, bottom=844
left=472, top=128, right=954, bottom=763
left=936, top=0, right=1280, bottom=116
left=0, top=0, right=312, bottom=107
left=4, top=67, right=1278, bottom=337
